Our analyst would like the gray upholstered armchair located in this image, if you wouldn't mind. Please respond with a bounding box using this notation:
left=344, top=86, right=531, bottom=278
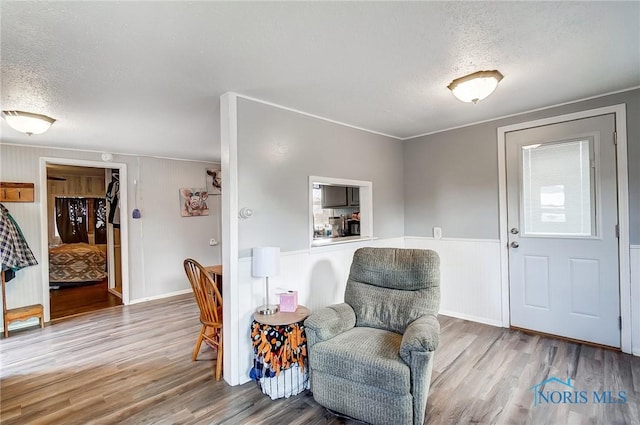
left=305, top=247, right=440, bottom=425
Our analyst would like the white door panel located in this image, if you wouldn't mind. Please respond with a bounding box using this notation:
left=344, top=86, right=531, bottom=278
left=569, top=258, right=600, bottom=317
left=522, top=255, right=550, bottom=309
left=507, top=114, right=619, bottom=347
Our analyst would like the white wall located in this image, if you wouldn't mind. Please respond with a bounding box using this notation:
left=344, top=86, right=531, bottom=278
left=0, top=144, right=221, bottom=330
left=405, top=237, right=503, bottom=326
left=131, top=156, right=222, bottom=302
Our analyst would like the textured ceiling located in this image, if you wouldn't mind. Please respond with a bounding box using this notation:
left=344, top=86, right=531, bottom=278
left=1, top=1, right=639, bottom=162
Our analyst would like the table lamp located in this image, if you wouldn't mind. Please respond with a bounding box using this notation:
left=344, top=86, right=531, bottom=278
left=252, top=246, right=280, bottom=315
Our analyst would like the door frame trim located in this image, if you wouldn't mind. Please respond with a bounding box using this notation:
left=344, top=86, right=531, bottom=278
left=497, top=104, right=631, bottom=353
left=39, top=157, right=131, bottom=322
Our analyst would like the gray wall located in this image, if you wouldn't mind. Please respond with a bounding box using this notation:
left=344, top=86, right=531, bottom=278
left=237, top=98, right=404, bottom=255
left=404, top=89, right=640, bottom=244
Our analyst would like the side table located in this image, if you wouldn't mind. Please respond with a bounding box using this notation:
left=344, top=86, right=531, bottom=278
left=250, top=305, right=311, bottom=399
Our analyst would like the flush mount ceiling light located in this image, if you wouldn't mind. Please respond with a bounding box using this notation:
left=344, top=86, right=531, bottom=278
left=1, top=110, right=56, bottom=135
left=447, top=70, right=504, bottom=104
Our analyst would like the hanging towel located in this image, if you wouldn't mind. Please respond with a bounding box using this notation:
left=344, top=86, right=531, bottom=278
left=0, top=204, right=38, bottom=279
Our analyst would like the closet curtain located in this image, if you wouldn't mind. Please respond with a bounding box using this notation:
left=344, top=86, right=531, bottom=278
left=55, top=197, right=89, bottom=243
left=94, top=198, right=107, bottom=244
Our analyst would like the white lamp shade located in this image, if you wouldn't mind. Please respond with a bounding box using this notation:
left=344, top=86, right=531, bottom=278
left=448, top=70, right=504, bottom=103
left=1, top=110, right=56, bottom=135
left=252, top=246, right=280, bottom=277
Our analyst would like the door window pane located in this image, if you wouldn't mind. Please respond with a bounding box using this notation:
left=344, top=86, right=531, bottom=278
left=521, top=139, right=595, bottom=236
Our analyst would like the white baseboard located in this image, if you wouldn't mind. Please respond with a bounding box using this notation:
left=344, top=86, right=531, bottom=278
left=439, top=309, right=503, bottom=328
left=238, top=375, right=252, bottom=385
left=128, top=288, right=192, bottom=305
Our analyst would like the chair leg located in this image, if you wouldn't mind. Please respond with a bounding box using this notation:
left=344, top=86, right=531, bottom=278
left=192, top=325, right=206, bottom=361
left=215, top=336, right=223, bottom=381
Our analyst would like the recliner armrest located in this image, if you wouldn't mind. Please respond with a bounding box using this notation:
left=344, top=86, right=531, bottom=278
left=304, top=303, right=356, bottom=348
left=399, top=315, right=440, bottom=364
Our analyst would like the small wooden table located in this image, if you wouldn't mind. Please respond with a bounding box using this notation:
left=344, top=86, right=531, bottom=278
left=205, top=265, right=222, bottom=277
left=253, top=305, right=310, bottom=326
left=205, top=265, right=222, bottom=293
left=251, top=305, right=311, bottom=399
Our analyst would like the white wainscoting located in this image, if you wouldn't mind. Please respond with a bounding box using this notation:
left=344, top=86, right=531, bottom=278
left=234, top=237, right=405, bottom=385
left=631, top=245, right=640, bottom=356
left=404, top=237, right=503, bottom=327
left=233, top=236, right=501, bottom=384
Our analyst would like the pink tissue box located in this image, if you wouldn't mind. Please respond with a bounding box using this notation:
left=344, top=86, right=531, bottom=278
left=279, top=291, right=298, bottom=312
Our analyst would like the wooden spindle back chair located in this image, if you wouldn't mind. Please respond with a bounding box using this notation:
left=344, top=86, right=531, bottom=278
left=183, top=258, right=223, bottom=381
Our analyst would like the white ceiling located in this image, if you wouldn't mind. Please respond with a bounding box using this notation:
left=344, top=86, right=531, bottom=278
left=1, top=2, right=639, bottom=162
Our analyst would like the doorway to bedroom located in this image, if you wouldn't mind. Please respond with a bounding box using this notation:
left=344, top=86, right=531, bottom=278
left=46, top=164, right=122, bottom=319
left=42, top=160, right=128, bottom=320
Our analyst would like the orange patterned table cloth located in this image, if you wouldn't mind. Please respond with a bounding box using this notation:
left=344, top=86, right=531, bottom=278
left=251, top=320, right=307, bottom=376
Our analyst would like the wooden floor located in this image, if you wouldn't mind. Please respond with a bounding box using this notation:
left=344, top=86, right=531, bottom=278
left=1, top=294, right=638, bottom=425
left=49, top=279, right=122, bottom=320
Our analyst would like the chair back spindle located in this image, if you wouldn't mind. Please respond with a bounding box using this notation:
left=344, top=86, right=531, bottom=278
left=183, top=258, right=223, bottom=380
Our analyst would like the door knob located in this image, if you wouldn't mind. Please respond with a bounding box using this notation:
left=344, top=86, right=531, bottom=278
left=510, top=241, right=519, bottom=248
left=510, top=228, right=519, bottom=235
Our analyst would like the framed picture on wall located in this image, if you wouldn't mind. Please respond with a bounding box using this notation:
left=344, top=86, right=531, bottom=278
left=206, top=168, right=221, bottom=195
left=180, top=188, right=209, bottom=217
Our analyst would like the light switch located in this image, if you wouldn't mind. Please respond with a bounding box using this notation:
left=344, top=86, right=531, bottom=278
left=433, top=227, right=442, bottom=240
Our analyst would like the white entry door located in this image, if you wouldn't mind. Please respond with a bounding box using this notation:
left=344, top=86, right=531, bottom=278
left=506, top=114, right=620, bottom=347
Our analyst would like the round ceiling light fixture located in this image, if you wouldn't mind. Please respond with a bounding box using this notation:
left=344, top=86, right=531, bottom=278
left=1, top=110, right=56, bottom=135
left=447, top=70, right=504, bottom=104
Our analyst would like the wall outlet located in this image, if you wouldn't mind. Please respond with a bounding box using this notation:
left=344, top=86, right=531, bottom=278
left=209, top=238, right=218, bottom=246
left=433, top=227, right=442, bottom=240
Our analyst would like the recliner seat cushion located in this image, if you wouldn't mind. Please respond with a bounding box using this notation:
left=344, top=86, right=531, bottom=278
left=309, top=326, right=409, bottom=395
